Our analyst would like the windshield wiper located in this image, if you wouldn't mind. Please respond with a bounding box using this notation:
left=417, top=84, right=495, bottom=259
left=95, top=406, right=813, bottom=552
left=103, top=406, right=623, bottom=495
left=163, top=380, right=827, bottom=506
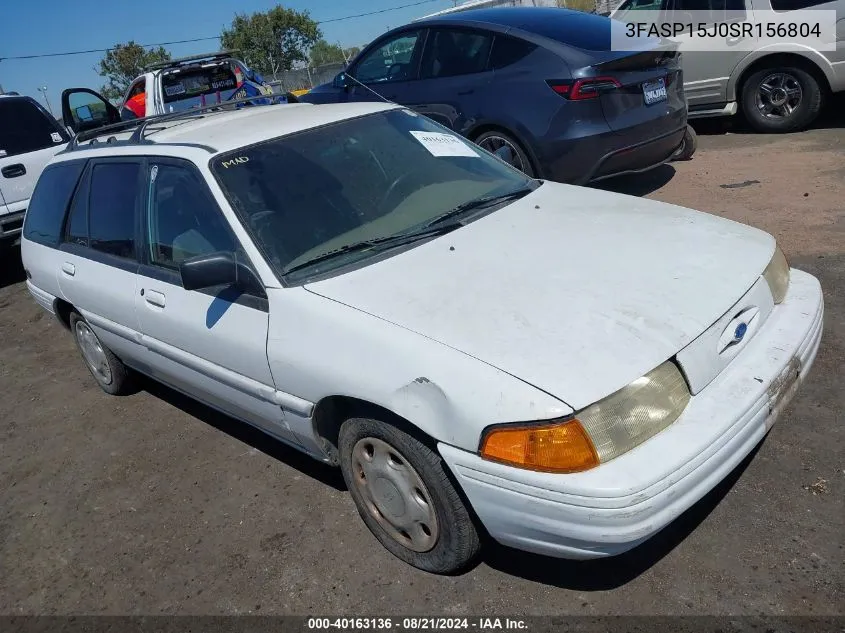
left=421, top=186, right=535, bottom=230
left=281, top=224, right=459, bottom=276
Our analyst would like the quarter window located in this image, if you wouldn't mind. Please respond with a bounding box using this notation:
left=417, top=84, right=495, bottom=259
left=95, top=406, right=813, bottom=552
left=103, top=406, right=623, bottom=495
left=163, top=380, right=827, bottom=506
left=146, top=163, right=235, bottom=268
left=22, top=161, right=85, bottom=246
left=420, top=29, right=494, bottom=79
left=88, top=162, right=141, bottom=259
left=488, top=35, right=537, bottom=70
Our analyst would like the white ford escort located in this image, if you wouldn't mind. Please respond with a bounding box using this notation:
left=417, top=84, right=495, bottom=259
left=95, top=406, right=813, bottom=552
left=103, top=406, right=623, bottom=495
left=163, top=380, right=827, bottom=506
left=21, top=98, right=823, bottom=573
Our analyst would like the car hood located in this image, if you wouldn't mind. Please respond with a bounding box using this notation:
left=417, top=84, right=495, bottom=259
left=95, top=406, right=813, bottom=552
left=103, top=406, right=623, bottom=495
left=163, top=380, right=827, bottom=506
left=305, top=182, right=775, bottom=410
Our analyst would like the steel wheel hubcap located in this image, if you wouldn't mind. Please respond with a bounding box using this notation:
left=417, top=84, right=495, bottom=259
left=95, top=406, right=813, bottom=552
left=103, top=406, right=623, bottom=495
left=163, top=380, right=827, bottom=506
left=478, top=135, right=526, bottom=173
left=351, top=437, right=439, bottom=552
left=75, top=321, right=112, bottom=384
left=756, top=73, right=802, bottom=120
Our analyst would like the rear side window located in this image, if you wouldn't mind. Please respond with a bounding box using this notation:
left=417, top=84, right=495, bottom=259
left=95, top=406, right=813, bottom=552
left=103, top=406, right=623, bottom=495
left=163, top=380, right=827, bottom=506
left=489, top=35, right=537, bottom=70
left=88, top=162, right=141, bottom=259
left=420, top=29, right=494, bottom=79
left=22, top=161, right=85, bottom=246
left=0, top=98, right=69, bottom=158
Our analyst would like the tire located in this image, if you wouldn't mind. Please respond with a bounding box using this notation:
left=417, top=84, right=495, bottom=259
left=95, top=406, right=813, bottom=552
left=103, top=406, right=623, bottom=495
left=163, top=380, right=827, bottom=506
left=474, top=130, right=535, bottom=177
left=672, top=124, right=697, bottom=161
left=339, top=417, right=481, bottom=574
left=741, top=65, right=823, bottom=133
left=69, top=311, right=134, bottom=395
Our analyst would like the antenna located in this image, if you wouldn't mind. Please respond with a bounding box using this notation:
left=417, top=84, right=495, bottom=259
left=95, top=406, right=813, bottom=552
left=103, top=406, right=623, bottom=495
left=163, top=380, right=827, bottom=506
left=340, top=72, right=394, bottom=104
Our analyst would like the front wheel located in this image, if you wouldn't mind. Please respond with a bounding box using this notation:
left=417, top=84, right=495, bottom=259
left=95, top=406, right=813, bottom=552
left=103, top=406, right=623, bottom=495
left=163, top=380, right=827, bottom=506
left=339, top=417, right=481, bottom=574
left=741, top=66, right=823, bottom=133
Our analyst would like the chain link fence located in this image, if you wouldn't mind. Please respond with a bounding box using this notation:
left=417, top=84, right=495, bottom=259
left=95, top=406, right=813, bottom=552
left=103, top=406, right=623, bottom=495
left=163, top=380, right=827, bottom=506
left=266, top=62, right=346, bottom=94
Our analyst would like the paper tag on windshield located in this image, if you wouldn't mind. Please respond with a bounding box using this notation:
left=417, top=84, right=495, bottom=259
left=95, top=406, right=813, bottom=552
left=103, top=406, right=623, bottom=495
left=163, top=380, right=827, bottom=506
left=409, top=131, right=478, bottom=158
left=51, top=132, right=63, bottom=143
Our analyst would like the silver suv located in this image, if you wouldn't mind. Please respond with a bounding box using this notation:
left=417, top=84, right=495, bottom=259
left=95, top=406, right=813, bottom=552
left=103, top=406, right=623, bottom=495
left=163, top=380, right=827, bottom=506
left=611, top=0, right=845, bottom=131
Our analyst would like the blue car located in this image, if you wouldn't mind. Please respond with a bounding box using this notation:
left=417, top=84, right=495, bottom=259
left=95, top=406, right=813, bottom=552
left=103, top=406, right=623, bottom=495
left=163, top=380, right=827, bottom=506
left=301, top=7, right=690, bottom=185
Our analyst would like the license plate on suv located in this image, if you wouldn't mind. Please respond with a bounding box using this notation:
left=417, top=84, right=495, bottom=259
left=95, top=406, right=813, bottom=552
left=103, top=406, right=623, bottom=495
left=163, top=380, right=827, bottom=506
left=643, top=77, right=667, bottom=105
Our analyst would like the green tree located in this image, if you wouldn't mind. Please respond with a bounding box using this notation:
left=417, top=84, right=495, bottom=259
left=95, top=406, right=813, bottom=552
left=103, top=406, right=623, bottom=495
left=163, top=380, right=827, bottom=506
left=221, top=6, right=321, bottom=79
left=96, top=42, right=171, bottom=101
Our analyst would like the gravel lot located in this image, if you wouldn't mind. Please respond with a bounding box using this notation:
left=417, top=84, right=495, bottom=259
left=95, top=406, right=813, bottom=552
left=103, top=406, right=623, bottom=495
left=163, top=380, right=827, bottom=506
left=0, top=113, right=842, bottom=616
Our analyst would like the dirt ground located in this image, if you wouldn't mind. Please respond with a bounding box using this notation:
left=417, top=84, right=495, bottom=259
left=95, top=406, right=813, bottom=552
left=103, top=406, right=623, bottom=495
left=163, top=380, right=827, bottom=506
left=0, top=112, right=842, bottom=616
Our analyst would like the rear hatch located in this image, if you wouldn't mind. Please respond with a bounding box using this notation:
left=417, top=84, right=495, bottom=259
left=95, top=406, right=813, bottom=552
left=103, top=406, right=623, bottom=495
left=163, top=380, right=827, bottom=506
left=591, top=48, right=684, bottom=133
left=518, top=10, right=683, bottom=133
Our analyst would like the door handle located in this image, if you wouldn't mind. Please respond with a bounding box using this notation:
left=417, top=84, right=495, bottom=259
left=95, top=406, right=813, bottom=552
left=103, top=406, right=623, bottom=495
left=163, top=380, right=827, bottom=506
left=61, top=262, right=75, bottom=277
left=1, top=164, right=26, bottom=178
left=144, top=289, right=166, bottom=308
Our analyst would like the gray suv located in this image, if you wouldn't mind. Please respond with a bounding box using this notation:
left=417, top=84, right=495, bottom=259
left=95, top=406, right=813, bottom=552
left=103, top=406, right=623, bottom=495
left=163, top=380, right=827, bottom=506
left=612, top=0, right=845, bottom=131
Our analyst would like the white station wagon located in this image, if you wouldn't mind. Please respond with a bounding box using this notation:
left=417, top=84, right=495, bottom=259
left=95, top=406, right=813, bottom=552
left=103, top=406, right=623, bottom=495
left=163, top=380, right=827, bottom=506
left=21, top=96, right=823, bottom=573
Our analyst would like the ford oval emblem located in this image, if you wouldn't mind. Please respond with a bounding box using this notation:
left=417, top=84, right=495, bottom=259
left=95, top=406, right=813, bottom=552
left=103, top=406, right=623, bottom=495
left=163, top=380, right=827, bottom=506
left=733, top=322, right=748, bottom=343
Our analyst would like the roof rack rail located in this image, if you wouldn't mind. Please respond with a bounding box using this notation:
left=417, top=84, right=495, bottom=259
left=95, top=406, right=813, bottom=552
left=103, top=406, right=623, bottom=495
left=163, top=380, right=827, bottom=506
left=65, top=95, right=287, bottom=153
left=144, top=50, right=241, bottom=72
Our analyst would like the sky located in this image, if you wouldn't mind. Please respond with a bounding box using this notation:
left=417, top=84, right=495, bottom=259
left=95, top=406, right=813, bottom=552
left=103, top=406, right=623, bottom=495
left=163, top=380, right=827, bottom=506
left=0, top=0, right=457, bottom=114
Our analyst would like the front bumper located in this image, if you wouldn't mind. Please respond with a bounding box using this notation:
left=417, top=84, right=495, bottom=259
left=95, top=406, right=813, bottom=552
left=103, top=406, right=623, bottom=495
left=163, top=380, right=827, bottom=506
left=439, top=269, right=823, bottom=559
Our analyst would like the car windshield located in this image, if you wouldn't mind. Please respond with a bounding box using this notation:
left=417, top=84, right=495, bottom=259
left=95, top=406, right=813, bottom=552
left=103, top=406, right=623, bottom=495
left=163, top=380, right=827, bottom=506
left=212, top=109, right=537, bottom=282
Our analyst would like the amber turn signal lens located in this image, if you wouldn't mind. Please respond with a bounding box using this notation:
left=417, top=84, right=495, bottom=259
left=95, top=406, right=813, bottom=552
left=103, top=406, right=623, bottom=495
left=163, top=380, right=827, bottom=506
left=480, top=420, right=600, bottom=473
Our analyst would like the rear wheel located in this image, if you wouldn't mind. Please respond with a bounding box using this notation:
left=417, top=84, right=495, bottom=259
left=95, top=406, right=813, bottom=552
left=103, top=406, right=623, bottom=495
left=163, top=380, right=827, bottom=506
left=741, top=66, right=823, bottom=132
left=69, top=311, right=134, bottom=395
left=474, top=130, right=535, bottom=177
left=672, top=124, right=697, bottom=161
left=339, top=417, right=481, bottom=574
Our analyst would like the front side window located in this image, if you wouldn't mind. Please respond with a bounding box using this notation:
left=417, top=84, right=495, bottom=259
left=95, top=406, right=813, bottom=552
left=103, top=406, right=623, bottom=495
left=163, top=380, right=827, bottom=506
left=420, top=29, right=493, bottom=79
left=88, top=162, right=141, bottom=259
left=22, top=161, right=85, bottom=246
left=0, top=98, right=68, bottom=158
left=354, top=31, right=423, bottom=83
left=146, top=163, right=235, bottom=268
left=212, top=109, right=537, bottom=282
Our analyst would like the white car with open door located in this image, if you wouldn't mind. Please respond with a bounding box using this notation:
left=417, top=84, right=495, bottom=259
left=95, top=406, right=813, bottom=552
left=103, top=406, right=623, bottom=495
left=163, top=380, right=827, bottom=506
left=21, top=92, right=823, bottom=573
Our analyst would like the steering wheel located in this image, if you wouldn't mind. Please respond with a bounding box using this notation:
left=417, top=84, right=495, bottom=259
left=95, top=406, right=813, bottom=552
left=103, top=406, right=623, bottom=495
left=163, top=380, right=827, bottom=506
left=377, top=172, right=415, bottom=214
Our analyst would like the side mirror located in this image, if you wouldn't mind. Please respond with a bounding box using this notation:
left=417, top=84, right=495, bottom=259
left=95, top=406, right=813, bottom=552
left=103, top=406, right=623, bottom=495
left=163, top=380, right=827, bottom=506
left=179, top=251, right=264, bottom=295
left=61, top=88, right=120, bottom=134
left=332, top=72, right=352, bottom=90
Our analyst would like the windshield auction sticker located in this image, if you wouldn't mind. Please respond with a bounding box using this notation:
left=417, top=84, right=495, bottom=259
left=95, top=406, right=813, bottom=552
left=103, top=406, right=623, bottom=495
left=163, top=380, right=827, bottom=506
left=610, top=9, right=836, bottom=52
left=409, top=131, right=479, bottom=158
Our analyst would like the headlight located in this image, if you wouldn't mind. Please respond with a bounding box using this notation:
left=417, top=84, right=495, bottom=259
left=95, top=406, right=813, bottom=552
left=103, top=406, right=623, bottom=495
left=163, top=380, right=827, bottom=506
left=763, top=246, right=790, bottom=304
left=480, top=361, right=690, bottom=473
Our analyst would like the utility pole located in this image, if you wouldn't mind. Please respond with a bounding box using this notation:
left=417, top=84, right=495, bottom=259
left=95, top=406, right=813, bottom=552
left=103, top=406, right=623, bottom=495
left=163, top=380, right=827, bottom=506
left=37, top=85, right=54, bottom=116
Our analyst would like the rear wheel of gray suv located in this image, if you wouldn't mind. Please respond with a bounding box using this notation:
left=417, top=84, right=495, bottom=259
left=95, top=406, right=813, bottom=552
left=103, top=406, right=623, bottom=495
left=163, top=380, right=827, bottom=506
left=338, top=416, right=481, bottom=574
left=69, top=311, right=134, bottom=396
left=741, top=66, right=823, bottom=133
left=474, top=130, right=535, bottom=177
